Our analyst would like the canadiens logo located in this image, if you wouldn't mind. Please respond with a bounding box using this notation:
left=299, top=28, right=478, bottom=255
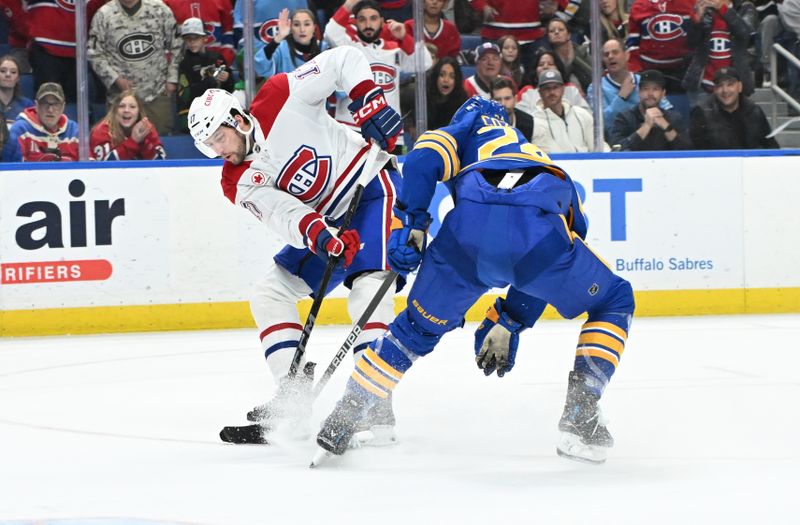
left=56, top=0, right=76, bottom=12
left=277, top=146, right=332, bottom=202
left=258, top=19, right=279, bottom=44
left=204, top=22, right=216, bottom=44
left=708, top=30, right=732, bottom=59
left=118, top=33, right=156, bottom=61
left=371, top=63, right=397, bottom=93
left=646, top=14, right=685, bottom=41
left=251, top=171, right=267, bottom=185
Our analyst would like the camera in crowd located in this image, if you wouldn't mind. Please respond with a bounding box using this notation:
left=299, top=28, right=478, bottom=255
left=201, top=64, right=225, bottom=80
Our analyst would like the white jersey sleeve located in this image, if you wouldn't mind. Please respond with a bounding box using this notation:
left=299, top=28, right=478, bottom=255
left=223, top=161, right=324, bottom=249
left=287, top=46, right=374, bottom=108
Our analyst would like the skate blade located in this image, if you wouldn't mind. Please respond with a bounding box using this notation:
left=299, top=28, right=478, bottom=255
left=219, top=424, right=270, bottom=445
left=351, top=425, right=398, bottom=448
left=309, top=447, right=333, bottom=468
left=556, top=431, right=608, bottom=464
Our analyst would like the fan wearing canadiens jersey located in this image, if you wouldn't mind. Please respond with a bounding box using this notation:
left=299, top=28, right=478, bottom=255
left=324, top=0, right=433, bottom=152
left=626, top=0, right=696, bottom=92
left=188, top=46, right=404, bottom=445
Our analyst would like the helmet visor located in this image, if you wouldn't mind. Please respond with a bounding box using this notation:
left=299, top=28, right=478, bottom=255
left=196, top=126, right=228, bottom=158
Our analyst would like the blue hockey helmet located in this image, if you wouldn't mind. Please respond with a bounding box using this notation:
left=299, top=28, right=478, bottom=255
left=450, top=96, right=509, bottom=128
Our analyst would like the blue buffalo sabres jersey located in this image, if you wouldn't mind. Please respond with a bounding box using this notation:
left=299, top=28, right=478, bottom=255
left=401, top=97, right=588, bottom=238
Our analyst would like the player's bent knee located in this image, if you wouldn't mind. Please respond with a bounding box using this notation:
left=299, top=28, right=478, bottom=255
left=389, top=309, right=446, bottom=358
left=597, top=278, right=635, bottom=316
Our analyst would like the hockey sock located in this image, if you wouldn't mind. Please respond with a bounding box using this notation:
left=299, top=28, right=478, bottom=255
left=573, top=313, right=629, bottom=396
left=348, top=332, right=413, bottom=400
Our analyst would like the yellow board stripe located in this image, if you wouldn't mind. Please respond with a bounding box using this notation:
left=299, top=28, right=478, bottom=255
left=364, top=347, right=403, bottom=380
left=351, top=371, right=389, bottom=398
left=415, top=141, right=453, bottom=181
left=2, top=287, right=800, bottom=337
left=578, top=332, right=625, bottom=355
left=582, top=321, right=628, bottom=341
left=356, top=357, right=398, bottom=390
left=577, top=347, right=620, bottom=368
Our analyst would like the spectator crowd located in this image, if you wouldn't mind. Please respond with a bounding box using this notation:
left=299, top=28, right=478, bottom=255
left=0, top=0, right=796, bottom=161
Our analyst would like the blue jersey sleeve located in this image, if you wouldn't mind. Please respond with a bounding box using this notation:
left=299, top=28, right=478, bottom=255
left=399, top=128, right=461, bottom=214
left=566, top=175, right=588, bottom=238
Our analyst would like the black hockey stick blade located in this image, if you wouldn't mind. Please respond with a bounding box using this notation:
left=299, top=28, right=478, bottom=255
left=219, top=424, right=271, bottom=445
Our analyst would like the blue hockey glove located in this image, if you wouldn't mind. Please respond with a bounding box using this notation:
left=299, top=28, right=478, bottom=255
left=348, top=84, right=402, bottom=151
left=474, top=298, right=525, bottom=377
left=387, top=203, right=431, bottom=273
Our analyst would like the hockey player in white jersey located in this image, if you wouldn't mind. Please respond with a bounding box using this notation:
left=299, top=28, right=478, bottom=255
left=324, top=0, right=432, bottom=152
left=188, top=46, right=404, bottom=444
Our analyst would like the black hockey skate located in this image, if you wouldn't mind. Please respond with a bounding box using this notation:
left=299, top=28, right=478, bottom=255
left=246, top=362, right=316, bottom=423
left=352, top=392, right=398, bottom=448
left=219, top=362, right=315, bottom=445
left=556, top=371, right=614, bottom=464
left=316, top=392, right=371, bottom=456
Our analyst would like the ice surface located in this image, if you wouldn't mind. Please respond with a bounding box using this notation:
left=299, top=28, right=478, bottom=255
left=1, top=315, right=798, bottom=524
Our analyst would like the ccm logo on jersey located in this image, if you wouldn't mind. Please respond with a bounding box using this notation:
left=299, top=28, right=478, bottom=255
left=371, top=63, right=397, bottom=93
left=645, top=14, right=685, bottom=41
left=118, top=33, right=156, bottom=60
left=277, top=146, right=331, bottom=202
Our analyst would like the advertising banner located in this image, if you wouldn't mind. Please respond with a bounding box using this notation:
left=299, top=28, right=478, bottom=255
left=1, top=153, right=799, bottom=335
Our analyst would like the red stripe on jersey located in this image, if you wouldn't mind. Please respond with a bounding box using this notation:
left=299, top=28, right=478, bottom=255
left=250, top=74, right=290, bottom=139
left=221, top=160, right=251, bottom=203
left=260, top=322, right=303, bottom=342
left=298, top=212, right=325, bottom=237
left=314, top=144, right=371, bottom=212
left=378, top=169, right=394, bottom=270
left=363, top=322, right=389, bottom=331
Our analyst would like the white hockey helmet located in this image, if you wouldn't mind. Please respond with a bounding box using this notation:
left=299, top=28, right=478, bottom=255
left=188, top=89, right=248, bottom=158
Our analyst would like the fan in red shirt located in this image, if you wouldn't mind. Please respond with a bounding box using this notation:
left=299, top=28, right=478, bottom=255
left=404, top=0, right=461, bottom=58
left=90, top=89, right=166, bottom=161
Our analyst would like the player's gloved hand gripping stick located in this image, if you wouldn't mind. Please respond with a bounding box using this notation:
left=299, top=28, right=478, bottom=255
left=387, top=203, right=431, bottom=273
left=348, top=85, right=402, bottom=151
left=287, top=142, right=384, bottom=379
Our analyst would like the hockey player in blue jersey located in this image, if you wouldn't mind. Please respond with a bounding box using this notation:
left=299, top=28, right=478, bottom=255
left=315, top=97, right=635, bottom=464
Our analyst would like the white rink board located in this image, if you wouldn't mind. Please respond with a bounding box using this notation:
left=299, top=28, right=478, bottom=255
left=1, top=155, right=799, bottom=312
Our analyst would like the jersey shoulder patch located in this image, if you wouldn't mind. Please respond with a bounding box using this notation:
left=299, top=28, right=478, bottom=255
left=221, top=161, right=251, bottom=203
left=250, top=74, right=291, bottom=138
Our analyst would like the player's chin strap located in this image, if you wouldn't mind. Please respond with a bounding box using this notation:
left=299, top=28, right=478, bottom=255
left=234, top=111, right=255, bottom=156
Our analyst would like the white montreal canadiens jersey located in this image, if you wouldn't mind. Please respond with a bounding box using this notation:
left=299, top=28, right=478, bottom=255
left=220, top=47, right=391, bottom=249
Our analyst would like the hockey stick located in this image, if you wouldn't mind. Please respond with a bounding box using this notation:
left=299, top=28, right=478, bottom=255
left=312, top=270, right=398, bottom=398
left=287, top=142, right=384, bottom=378
left=219, top=271, right=397, bottom=446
